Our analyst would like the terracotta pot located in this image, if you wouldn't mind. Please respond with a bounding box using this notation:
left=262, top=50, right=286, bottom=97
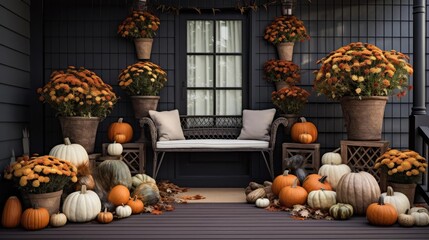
left=130, top=96, right=160, bottom=119
left=25, top=190, right=63, bottom=216
left=280, top=114, right=299, bottom=137
left=340, top=96, right=388, bottom=140
left=134, top=38, right=153, bottom=60
left=276, top=42, right=294, bottom=61
left=59, top=117, right=101, bottom=154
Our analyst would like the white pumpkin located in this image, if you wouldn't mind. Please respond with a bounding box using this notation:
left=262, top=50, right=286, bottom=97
left=50, top=212, right=67, bottom=227
left=318, top=164, right=351, bottom=190
left=116, top=204, right=132, bottom=218
left=132, top=174, right=156, bottom=188
left=411, top=209, right=429, bottom=226
left=409, top=207, right=429, bottom=214
left=321, top=152, right=342, bottom=165
left=62, top=185, right=101, bottom=222
left=307, top=189, right=337, bottom=210
left=107, top=141, right=123, bottom=156
left=255, top=198, right=270, bottom=208
left=381, top=186, right=410, bottom=215
left=49, top=137, right=89, bottom=167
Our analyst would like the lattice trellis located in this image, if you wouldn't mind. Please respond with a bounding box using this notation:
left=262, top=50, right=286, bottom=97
left=101, top=143, right=146, bottom=174
left=340, top=140, right=389, bottom=183
left=282, top=143, right=320, bottom=173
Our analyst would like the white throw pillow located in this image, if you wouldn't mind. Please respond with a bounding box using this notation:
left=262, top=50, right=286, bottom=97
left=237, top=109, right=276, bottom=141
left=149, top=109, right=185, bottom=141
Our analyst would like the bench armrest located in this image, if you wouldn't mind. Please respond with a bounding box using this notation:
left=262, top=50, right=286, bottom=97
left=140, top=117, right=158, bottom=149
left=269, top=117, right=288, bottom=148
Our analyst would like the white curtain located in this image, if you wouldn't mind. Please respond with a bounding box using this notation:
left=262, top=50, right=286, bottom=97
left=187, top=20, right=242, bottom=116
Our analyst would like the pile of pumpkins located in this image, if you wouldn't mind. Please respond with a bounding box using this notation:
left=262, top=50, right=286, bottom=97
left=247, top=150, right=429, bottom=227
left=1, top=117, right=162, bottom=230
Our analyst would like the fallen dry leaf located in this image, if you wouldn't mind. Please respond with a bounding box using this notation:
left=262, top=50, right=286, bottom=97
left=151, top=209, right=163, bottom=215
left=180, top=194, right=206, bottom=200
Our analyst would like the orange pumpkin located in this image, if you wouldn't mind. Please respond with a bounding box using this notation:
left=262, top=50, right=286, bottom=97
left=298, top=133, right=313, bottom=144
left=114, top=134, right=127, bottom=143
left=302, top=174, right=332, bottom=193
left=127, top=196, right=144, bottom=214
left=366, top=196, right=398, bottom=226
left=279, top=178, right=308, bottom=208
left=291, top=117, right=318, bottom=143
left=1, top=196, right=22, bottom=228
left=108, top=118, right=133, bottom=143
left=97, top=208, right=114, bottom=224
left=108, top=185, right=131, bottom=206
left=21, top=207, right=50, bottom=230
left=271, top=170, right=299, bottom=196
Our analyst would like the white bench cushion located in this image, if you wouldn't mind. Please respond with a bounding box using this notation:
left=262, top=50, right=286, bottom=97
left=156, top=139, right=269, bottom=149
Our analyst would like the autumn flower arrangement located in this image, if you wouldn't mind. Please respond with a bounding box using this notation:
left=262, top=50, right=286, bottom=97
left=117, top=10, right=160, bottom=39
left=118, top=61, right=167, bottom=96
left=37, top=66, right=118, bottom=118
left=313, top=42, right=413, bottom=100
left=374, top=149, right=427, bottom=184
left=3, top=155, right=78, bottom=194
left=263, top=59, right=300, bottom=84
left=272, top=86, right=310, bottom=114
left=264, top=15, right=310, bottom=45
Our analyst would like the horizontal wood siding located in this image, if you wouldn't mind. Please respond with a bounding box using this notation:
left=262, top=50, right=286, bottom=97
left=0, top=0, right=30, bottom=172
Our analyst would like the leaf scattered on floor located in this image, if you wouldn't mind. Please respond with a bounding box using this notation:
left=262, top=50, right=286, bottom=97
left=179, top=194, right=206, bottom=200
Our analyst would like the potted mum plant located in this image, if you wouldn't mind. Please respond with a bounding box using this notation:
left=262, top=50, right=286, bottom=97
left=263, top=59, right=301, bottom=90
left=37, top=66, right=118, bottom=153
left=313, top=42, right=413, bottom=140
left=4, top=155, right=78, bottom=215
left=374, top=149, right=427, bottom=204
left=118, top=61, right=167, bottom=119
left=117, top=10, right=160, bottom=60
left=264, top=15, right=310, bottom=61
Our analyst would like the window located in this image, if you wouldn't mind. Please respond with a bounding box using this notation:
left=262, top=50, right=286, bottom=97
left=184, top=18, right=244, bottom=116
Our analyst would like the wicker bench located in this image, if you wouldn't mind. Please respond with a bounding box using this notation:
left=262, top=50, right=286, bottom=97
left=140, top=115, right=288, bottom=179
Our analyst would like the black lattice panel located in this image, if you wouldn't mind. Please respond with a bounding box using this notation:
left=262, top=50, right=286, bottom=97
left=341, top=140, right=389, bottom=182
left=122, top=150, right=140, bottom=174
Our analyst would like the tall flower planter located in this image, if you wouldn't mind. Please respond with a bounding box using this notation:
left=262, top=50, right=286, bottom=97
left=276, top=42, right=294, bottom=61
left=134, top=38, right=153, bottom=60
left=130, top=96, right=160, bottom=119
left=340, top=96, right=388, bottom=141
left=59, top=117, right=101, bottom=154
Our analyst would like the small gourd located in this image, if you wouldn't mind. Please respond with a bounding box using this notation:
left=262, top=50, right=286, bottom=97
left=307, top=188, right=337, bottom=210
left=97, top=208, right=114, bottom=224
left=329, top=203, right=354, bottom=220
left=255, top=198, right=270, bottom=208
left=411, top=209, right=429, bottom=226
left=409, top=207, right=429, bottom=214
left=398, top=210, right=415, bottom=227
left=246, top=188, right=266, bottom=203
left=116, top=204, right=132, bottom=219
left=298, top=133, right=313, bottom=144
left=49, top=212, right=67, bottom=227
left=127, top=196, right=144, bottom=214
left=107, top=141, right=123, bottom=156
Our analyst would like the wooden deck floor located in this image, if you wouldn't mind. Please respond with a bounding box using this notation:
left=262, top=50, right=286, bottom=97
left=1, top=203, right=428, bottom=239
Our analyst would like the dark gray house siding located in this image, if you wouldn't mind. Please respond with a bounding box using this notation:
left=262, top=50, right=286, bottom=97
left=0, top=0, right=31, bottom=173
left=33, top=0, right=418, bottom=186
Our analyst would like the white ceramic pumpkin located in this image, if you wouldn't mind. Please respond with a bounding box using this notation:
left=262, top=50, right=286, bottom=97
left=116, top=204, right=132, bottom=218
left=49, top=137, right=89, bottom=167
left=318, top=164, right=351, bottom=190
left=411, top=209, right=429, bottom=226
left=62, top=185, right=101, bottom=222
left=321, top=152, right=342, bottom=165
left=107, top=141, right=123, bottom=156
left=255, top=198, right=270, bottom=208
left=49, top=212, right=67, bottom=227
left=307, top=189, right=337, bottom=210
left=381, top=186, right=410, bottom=215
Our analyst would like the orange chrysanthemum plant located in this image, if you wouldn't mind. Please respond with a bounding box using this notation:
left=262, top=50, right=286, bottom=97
left=3, top=155, right=78, bottom=194
left=374, top=149, right=427, bottom=184
left=272, top=86, right=310, bottom=114
left=117, top=10, right=160, bottom=40
left=264, top=15, right=310, bottom=45
left=313, top=42, right=413, bottom=100
left=37, top=66, right=118, bottom=118
left=263, top=59, right=300, bottom=84
left=118, top=61, right=167, bottom=96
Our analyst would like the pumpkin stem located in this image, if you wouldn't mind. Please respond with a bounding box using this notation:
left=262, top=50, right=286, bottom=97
left=405, top=209, right=410, bottom=214
left=64, top=137, right=72, bottom=145
left=378, top=196, right=385, bottom=205
left=104, top=207, right=108, bottom=213
left=291, top=178, right=299, bottom=188
left=81, top=185, right=87, bottom=194
left=118, top=118, right=124, bottom=123
left=133, top=195, right=138, bottom=201
left=299, top=117, right=307, bottom=123
left=387, top=186, right=394, bottom=196
left=283, top=170, right=289, bottom=176
left=319, top=175, right=328, bottom=183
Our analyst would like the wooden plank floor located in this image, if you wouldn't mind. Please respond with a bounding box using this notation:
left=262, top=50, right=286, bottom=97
left=1, top=203, right=429, bottom=239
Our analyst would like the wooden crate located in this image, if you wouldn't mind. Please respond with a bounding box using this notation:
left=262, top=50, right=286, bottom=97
left=340, top=140, right=389, bottom=183
left=282, top=143, right=320, bottom=172
left=101, top=143, right=146, bottom=174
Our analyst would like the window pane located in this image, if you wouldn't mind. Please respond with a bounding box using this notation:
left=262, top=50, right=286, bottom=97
left=216, top=21, right=242, bottom=53
left=187, top=20, right=213, bottom=53
left=187, top=90, right=214, bottom=115
left=187, top=56, right=213, bottom=87
left=216, top=90, right=242, bottom=115
left=216, top=56, right=242, bottom=87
